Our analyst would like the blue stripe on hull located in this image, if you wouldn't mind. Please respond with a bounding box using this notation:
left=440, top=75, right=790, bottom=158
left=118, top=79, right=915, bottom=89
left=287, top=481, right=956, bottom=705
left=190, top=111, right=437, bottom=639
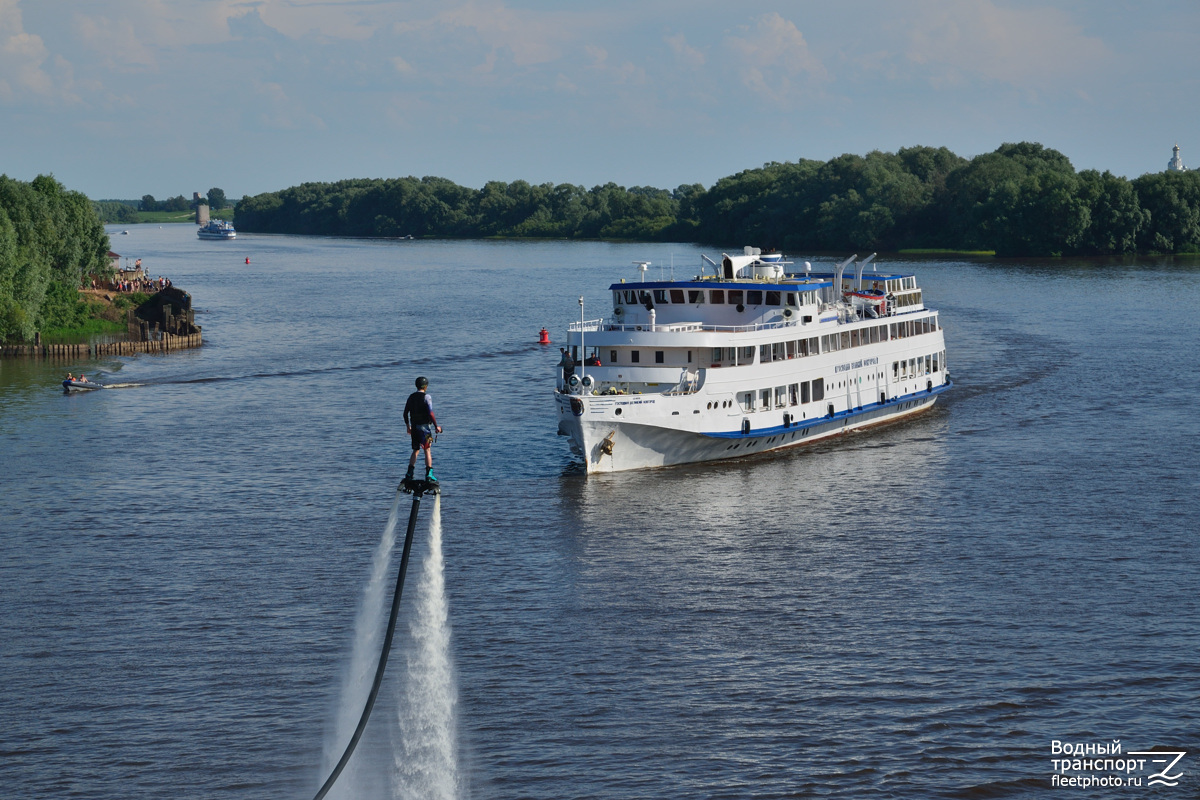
left=704, top=380, right=952, bottom=440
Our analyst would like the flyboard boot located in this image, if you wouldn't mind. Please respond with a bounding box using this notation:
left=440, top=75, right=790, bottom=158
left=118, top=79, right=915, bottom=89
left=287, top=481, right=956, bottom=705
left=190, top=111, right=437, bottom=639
left=400, top=466, right=440, bottom=495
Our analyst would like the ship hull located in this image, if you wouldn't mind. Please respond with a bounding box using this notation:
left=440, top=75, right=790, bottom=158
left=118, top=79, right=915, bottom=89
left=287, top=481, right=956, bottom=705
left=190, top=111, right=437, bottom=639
left=556, top=382, right=949, bottom=473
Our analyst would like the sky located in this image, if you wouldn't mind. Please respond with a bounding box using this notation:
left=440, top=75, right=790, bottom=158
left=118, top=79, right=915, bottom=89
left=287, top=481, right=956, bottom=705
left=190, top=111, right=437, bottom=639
left=2, top=0, right=1198, bottom=201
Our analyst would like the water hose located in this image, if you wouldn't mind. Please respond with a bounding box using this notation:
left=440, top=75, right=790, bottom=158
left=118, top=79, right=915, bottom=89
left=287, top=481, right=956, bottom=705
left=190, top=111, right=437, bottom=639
left=312, top=483, right=431, bottom=800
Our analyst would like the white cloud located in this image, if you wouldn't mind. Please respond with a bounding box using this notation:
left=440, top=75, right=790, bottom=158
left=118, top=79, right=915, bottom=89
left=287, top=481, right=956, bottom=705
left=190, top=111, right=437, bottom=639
left=72, top=13, right=157, bottom=70
left=253, top=0, right=379, bottom=41
left=723, top=13, right=828, bottom=106
left=252, top=80, right=326, bottom=130
left=904, top=0, right=1108, bottom=90
left=394, top=1, right=568, bottom=72
left=665, top=32, right=704, bottom=69
left=0, top=0, right=72, bottom=103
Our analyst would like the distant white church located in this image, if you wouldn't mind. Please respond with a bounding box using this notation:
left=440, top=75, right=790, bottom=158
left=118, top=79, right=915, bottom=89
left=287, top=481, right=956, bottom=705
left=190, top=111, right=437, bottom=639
left=1168, top=143, right=1186, bottom=171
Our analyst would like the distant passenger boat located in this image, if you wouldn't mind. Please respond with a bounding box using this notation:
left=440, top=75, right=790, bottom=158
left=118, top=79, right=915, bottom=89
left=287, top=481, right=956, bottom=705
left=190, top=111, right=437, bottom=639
left=197, top=220, right=236, bottom=240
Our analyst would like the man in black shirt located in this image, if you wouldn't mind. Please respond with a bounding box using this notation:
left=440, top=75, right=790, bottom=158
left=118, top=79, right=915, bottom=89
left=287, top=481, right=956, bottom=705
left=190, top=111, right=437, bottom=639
left=403, top=376, right=443, bottom=484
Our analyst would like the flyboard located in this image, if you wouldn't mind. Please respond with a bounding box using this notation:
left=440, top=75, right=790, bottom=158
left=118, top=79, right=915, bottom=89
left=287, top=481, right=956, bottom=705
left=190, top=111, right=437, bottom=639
left=312, top=475, right=439, bottom=800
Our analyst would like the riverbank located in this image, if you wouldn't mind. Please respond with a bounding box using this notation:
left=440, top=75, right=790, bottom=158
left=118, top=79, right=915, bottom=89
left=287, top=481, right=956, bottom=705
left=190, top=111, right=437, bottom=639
left=1, top=287, right=202, bottom=358
left=1, top=331, right=203, bottom=358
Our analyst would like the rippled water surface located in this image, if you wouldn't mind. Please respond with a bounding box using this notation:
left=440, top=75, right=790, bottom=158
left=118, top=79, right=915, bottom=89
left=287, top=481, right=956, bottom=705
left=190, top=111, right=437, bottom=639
left=2, top=229, right=1197, bottom=799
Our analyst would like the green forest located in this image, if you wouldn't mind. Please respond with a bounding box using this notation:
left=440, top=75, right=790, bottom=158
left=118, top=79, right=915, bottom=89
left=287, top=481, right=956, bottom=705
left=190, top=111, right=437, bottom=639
left=4, top=143, right=1200, bottom=344
left=235, top=142, right=1200, bottom=256
left=1, top=175, right=111, bottom=344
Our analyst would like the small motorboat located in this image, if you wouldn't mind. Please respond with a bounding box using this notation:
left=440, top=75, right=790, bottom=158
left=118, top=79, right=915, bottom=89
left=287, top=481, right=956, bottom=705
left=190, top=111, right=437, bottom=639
left=62, top=379, right=103, bottom=392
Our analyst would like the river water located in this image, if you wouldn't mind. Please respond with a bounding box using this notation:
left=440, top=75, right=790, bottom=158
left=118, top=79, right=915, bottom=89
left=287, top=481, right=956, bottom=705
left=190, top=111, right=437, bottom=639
left=1, top=227, right=1197, bottom=798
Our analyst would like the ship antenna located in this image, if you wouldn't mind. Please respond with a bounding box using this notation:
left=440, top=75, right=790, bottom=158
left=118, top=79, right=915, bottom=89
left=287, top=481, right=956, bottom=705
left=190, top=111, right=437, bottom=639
left=633, top=261, right=650, bottom=282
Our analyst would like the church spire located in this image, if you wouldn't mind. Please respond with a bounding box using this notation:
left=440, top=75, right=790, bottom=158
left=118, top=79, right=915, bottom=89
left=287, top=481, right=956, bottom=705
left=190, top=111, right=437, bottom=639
left=1168, top=143, right=1186, bottom=171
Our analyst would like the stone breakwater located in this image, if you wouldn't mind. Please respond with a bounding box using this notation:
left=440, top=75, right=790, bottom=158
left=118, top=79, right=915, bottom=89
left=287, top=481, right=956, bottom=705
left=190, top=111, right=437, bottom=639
left=1, top=331, right=202, bottom=358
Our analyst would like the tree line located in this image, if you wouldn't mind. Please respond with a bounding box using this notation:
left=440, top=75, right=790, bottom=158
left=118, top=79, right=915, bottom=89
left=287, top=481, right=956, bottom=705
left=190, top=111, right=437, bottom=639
left=235, top=143, right=1200, bottom=256
left=1, top=174, right=110, bottom=343
left=93, top=188, right=231, bottom=223
left=139, top=188, right=228, bottom=213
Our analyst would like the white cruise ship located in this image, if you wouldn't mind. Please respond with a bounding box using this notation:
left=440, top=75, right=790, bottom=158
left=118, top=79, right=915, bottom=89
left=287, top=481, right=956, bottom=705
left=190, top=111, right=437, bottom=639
left=197, top=219, right=237, bottom=240
left=554, top=248, right=951, bottom=473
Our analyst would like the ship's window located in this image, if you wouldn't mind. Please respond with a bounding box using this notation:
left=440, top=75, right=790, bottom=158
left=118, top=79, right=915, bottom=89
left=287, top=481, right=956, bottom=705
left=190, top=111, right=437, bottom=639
left=851, top=330, right=860, bottom=348
left=712, top=348, right=722, bottom=362
left=788, top=383, right=799, bottom=405
left=622, top=290, right=634, bottom=304
left=766, top=291, right=781, bottom=306
left=727, top=289, right=743, bottom=305
left=840, top=332, right=851, bottom=349
left=631, top=350, right=641, bottom=363
left=909, top=357, right=916, bottom=375
left=655, top=350, right=664, bottom=364
left=687, top=351, right=692, bottom=363
left=809, top=337, right=819, bottom=355
left=688, top=290, right=704, bottom=304
left=710, top=289, right=725, bottom=304
left=812, top=378, right=825, bottom=402
left=786, top=340, right=796, bottom=359
left=801, top=381, right=811, bottom=404
left=638, top=290, right=652, bottom=306
left=932, top=353, right=939, bottom=372
left=610, top=350, right=618, bottom=363
left=760, top=344, right=771, bottom=363
left=740, top=391, right=755, bottom=411
left=670, top=289, right=685, bottom=304
left=613, top=291, right=621, bottom=306
left=918, top=355, right=925, bottom=374
left=760, top=388, right=772, bottom=410
left=747, top=290, right=763, bottom=305
left=786, top=293, right=798, bottom=307
left=653, top=289, right=668, bottom=304
left=775, top=386, right=787, bottom=407
left=893, top=361, right=899, bottom=379
left=742, top=346, right=755, bottom=361
left=772, top=342, right=785, bottom=361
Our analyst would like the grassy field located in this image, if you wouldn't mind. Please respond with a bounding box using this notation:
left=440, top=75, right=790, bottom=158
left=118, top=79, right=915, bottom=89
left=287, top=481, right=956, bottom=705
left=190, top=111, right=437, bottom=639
left=128, top=208, right=234, bottom=224
left=134, top=210, right=197, bottom=224
left=897, top=248, right=996, bottom=256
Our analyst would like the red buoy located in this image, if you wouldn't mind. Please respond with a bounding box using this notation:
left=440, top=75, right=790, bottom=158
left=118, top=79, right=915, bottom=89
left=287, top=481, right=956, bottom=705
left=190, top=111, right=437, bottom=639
left=538, top=327, right=550, bottom=344
left=245, top=257, right=250, bottom=265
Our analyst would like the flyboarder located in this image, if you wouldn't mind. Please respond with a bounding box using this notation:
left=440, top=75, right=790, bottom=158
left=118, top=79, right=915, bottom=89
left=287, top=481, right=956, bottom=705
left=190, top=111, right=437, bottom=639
left=403, top=376, right=442, bottom=486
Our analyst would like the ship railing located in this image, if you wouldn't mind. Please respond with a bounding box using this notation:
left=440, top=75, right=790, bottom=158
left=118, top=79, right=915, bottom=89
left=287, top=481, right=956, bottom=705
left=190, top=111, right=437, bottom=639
left=567, top=318, right=604, bottom=333
left=602, top=320, right=799, bottom=333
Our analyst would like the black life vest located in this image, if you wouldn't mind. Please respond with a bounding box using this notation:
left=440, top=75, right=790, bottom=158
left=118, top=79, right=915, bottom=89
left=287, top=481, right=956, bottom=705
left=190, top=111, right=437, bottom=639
left=405, top=391, right=433, bottom=425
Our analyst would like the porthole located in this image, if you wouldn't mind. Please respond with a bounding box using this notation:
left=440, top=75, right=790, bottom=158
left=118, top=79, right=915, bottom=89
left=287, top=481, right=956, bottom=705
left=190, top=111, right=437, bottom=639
left=615, top=408, right=622, bottom=416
